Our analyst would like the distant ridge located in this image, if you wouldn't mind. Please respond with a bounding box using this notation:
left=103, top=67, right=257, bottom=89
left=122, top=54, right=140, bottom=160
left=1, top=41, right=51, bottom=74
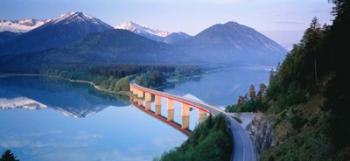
left=115, top=21, right=191, bottom=44
left=0, top=11, right=113, bottom=55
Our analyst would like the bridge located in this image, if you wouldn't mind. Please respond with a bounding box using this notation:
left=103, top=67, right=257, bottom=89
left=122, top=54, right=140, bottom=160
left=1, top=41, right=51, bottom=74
left=130, top=83, right=210, bottom=131
left=129, top=83, right=257, bottom=161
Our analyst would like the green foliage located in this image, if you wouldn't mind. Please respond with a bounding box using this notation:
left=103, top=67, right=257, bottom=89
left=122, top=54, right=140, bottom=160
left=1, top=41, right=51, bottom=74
left=225, top=104, right=238, bottom=113
left=226, top=99, right=268, bottom=112
left=113, top=76, right=130, bottom=91
left=261, top=1, right=350, bottom=160
left=41, top=64, right=201, bottom=93
left=0, top=150, right=19, bottom=161
left=265, top=17, right=328, bottom=114
left=135, top=70, right=166, bottom=88
left=158, top=115, right=232, bottom=161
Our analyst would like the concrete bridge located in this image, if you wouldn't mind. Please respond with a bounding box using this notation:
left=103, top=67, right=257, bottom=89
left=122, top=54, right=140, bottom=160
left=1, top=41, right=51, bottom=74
left=129, top=83, right=210, bottom=133
left=129, top=83, right=257, bottom=161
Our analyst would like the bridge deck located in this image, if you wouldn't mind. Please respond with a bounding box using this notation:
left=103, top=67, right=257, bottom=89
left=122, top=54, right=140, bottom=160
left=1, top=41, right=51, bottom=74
left=131, top=83, right=219, bottom=114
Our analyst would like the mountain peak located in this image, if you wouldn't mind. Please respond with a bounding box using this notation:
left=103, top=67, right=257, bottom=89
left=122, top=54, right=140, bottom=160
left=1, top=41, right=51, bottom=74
left=0, top=11, right=113, bottom=55
left=223, top=21, right=240, bottom=26
left=115, top=21, right=170, bottom=37
left=48, top=11, right=98, bottom=25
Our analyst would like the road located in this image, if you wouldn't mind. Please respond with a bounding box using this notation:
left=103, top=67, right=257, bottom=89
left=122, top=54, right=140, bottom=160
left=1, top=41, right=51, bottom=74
left=188, top=101, right=257, bottom=161
left=131, top=83, right=257, bottom=161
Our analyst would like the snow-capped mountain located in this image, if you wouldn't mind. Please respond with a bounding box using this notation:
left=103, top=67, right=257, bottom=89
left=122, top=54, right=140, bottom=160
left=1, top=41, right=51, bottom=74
left=0, top=97, right=47, bottom=110
left=43, top=11, right=112, bottom=28
left=115, top=21, right=191, bottom=43
left=0, top=19, right=49, bottom=33
left=115, top=21, right=170, bottom=37
left=0, top=11, right=114, bottom=55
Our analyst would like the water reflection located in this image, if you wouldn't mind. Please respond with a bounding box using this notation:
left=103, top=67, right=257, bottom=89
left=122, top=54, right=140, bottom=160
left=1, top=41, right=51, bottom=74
left=131, top=97, right=192, bottom=136
left=0, top=76, right=186, bottom=161
left=0, top=66, right=270, bottom=161
left=0, top=76, right=128, bottom=117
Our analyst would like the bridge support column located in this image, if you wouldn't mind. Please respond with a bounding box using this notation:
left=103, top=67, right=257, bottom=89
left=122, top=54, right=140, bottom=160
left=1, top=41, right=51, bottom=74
left=155, top=95, right=161, bottom=115
left=181, top=103, right=190, bottom=129
left=145, top=102, right=151, bottom=110
left=198, top=110, right=207, bottom=123
left=155, top=95, right=161, bottom=106
left=137, top=98, right=143, bottom=106
left=137, top=90, right=144, bottom=98
left=144, top=92, right=152, bottom=110
left=167, top=98, right=175, bottom=121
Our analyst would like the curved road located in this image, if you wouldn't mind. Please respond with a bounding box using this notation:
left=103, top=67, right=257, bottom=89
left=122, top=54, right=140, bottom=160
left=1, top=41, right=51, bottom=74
left=191, top=101, right=257, bottom=161
left=131, top=83, right=257, bottom=161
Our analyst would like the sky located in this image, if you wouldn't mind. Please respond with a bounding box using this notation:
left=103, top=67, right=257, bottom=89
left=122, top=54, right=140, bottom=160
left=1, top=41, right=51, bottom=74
left=0, top=0, right=334, bottom=49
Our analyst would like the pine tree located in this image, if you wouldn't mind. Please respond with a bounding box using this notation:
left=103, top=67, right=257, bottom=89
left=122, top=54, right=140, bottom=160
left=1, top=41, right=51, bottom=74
left=257, top=83, right=267, bottom=99
left=248, top=84, right=256, bottom=99
left=0, top=150, right=19, bottom=161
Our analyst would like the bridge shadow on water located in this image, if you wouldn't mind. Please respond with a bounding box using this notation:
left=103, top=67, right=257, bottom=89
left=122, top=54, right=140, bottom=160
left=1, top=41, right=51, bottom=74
left=130, top=96, right=192, bottom=136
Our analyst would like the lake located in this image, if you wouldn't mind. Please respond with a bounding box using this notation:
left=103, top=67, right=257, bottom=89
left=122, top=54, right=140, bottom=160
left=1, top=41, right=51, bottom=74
left=0, top=66, right=269, bottom=161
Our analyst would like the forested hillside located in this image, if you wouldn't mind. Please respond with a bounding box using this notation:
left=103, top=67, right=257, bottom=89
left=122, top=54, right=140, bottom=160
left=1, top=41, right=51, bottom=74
left=226, top=0, right=350, bottom=160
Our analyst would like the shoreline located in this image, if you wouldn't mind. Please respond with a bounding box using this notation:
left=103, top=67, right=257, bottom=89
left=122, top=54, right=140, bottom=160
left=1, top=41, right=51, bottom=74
left=0, top=73, right=131, bottom=96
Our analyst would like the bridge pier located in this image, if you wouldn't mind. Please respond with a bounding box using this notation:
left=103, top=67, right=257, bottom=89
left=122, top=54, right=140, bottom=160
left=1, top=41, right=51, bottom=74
left=137, top=98, right=143, bottom=106
left=167, top=98, right=175, bottom=121
left=181, top=103, right=190, bottom=129
left=144, top=92, right=152, bottom=110
left=155, top=95, right=162, bottom=115
left=155, top=95, right=161, bottom=107
left=138, top=90, right=144, bottom=98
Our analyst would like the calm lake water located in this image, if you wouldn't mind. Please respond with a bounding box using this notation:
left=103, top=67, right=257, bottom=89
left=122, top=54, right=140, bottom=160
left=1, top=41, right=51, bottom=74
left=0, top=66, right=269, bottom=161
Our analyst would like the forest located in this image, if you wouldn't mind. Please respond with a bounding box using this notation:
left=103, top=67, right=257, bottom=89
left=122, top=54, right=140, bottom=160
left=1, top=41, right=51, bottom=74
left=226, top=0, right=350, bottom=160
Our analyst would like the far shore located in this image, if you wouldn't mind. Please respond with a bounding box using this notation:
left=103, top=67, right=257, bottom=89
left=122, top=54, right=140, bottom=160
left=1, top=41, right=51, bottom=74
left=0, top=73, right=131, bottom=96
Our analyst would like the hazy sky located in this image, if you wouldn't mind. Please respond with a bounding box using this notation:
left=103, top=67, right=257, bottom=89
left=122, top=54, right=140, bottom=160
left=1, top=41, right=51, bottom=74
left=0, top=0, right=334, bottom=49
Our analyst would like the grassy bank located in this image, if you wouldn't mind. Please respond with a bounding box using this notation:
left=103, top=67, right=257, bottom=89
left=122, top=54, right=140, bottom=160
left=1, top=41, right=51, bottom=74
left=156, top=115, right=232, bottom=161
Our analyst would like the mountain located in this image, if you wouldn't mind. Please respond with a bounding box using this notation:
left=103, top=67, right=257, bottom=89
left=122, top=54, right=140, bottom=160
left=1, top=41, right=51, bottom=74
left=115, top=21, right=192, bottom=44
left=0, top=31, right=21, bottom=44
left=0, top=19, right=49, bottom=33
left=0, top=29, right=178, bottom=71
left=115, top=21, right=170, bottom=42
left=0, top=19, right=286, bottom=70
left=163, top=32, right=191, bottom=44
left=0, top=11, right=113, bottom=56
left=176, top=21, right=287, bottom=66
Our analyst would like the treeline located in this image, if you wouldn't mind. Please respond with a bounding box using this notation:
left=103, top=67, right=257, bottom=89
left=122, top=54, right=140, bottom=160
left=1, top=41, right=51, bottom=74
left=156, top=115, right=232, bottom=161
left=226, top=0, right=350, bottom=160
left=41, top=64, right=201, bottom=92
left=226, top=83, right=268, bottom=112
left=0, top=150, right=18, bottom=161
